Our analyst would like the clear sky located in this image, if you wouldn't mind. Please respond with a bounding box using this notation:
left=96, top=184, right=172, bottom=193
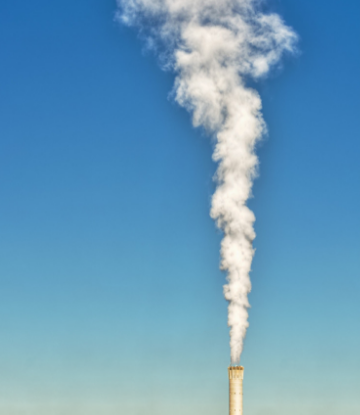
left=0, top=0, right=359, bottom=414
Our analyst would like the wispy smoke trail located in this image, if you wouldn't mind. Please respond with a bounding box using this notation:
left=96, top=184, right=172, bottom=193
left=116, top=0, right=297, bottom=364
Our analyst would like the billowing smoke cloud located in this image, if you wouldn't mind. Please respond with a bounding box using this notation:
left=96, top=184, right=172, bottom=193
left=116, top=0, right=297, bottom=364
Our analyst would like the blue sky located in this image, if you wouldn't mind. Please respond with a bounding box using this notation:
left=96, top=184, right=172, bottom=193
left=0, top=0, right=359, bottom=414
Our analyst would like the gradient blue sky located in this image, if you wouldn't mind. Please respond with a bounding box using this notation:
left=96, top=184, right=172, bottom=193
left=0, top=1, right=359, bottom=414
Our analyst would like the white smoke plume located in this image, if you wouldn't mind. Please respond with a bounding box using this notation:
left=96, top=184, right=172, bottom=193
left=116, top=0, right=297, bottom=364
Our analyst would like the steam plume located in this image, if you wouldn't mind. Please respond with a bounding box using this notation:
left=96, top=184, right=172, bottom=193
left=116, top=0, right=297, bottom=364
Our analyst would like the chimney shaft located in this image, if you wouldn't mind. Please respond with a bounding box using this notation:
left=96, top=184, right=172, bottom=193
left=228, top=366, right=244, bottom=415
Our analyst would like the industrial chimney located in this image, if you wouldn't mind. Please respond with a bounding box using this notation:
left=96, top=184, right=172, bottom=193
left=228, top=366, right=244, bottom=415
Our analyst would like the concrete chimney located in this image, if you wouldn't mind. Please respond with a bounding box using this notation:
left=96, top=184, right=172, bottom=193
left=228, top=366, right=244, bottom=415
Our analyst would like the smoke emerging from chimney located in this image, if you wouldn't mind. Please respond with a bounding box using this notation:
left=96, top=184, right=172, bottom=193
left=116, top=0, right=297, bottom=364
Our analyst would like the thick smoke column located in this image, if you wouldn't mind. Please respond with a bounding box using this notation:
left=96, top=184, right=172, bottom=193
left=116, top=0, right=297, bottom=364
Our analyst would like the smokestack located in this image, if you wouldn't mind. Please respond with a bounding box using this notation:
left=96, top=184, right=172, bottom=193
left=228, top=366, right=244, bottom=415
